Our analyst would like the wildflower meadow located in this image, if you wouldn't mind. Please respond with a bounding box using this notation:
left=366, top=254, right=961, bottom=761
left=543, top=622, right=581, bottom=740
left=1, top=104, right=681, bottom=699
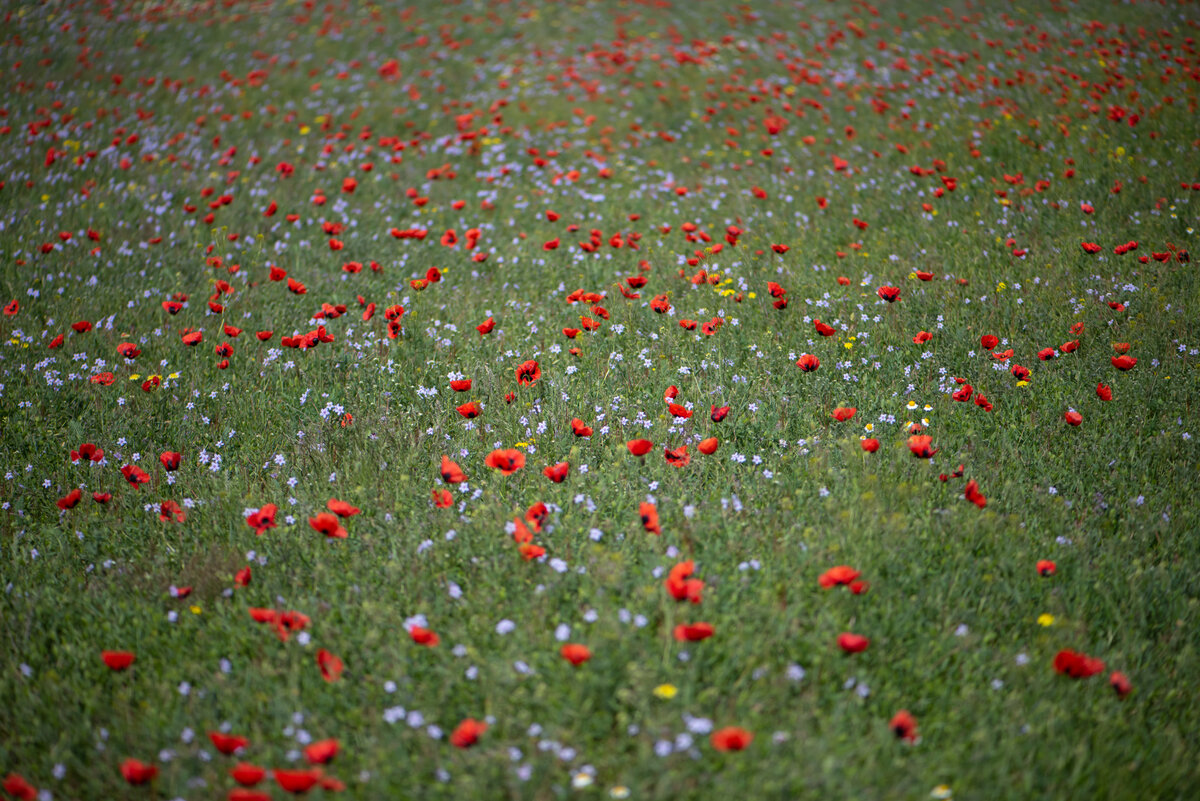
left=1, top=0, right=1199, bottom=799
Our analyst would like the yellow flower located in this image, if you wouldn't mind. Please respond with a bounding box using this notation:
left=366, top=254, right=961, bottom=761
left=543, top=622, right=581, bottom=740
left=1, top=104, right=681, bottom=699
left=1037, top=614, right=1055, bottom=627
left=907, top=401, right=918, bottom=410
left=653, top=683, right=677, bottom=700
left=864, top=423, right=874, bottom=432
left=189, top=605, right=202, bottom=615
left=610, top=788, right=630, bottom=800
left=931, top=786, right=953, bottom=800
left=1016, top=380, right=1030, bottom=387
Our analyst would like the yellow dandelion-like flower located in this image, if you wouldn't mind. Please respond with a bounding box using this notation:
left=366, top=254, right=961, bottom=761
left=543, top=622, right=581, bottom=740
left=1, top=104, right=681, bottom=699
left=1037, top=614, right=1055, bottom=627
left=1016, top=380, right=1030, bottom=387
left=189, top=605, right=202, bottom=615
left=653, top=683, right=677, bottom=700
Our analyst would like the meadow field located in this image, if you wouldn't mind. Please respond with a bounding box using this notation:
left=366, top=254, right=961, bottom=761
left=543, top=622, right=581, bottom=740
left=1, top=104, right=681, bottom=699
left=1, top=0, right=1199, bottom=798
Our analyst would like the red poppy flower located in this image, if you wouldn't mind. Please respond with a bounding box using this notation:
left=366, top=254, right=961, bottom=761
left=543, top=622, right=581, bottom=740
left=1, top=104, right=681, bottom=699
left=515, top=360, right=541, bottom=386
left=913, top=330, right=933, bottom=344
left=663, top=445, right=691, bottom=468
left=1, top=300, right=18, bottom=318
left=1053, top=649, right=1105, bottom=679
left=273, top=768, right=322, bottom=794
left=120, top=759, right=158, bottom=785
left=964, top=480, right=987, bottom=508
left=117, top=342, right=141, bottom=359
left=1109, top=671, right=1132, bottom=698
left=710, top=405, right=730, bottom=422
left=795, top=354, right=820, bottom=372
left=697, top=437, right=719, bottom=455
left=440, top=456, right=466, bottom=484
left=230, top=763, right=267, bottom=786
left=304, top=739, right=339, bottom=765
left=518, top=543, right=546, bottom=560
left=57, top=488, right=83, bottom=510
left=309, top=513, right=347, bottom=539
left=476, top=317, right=495, bottom=336
left=485, top=449, right=526, bottom=475
left=71, top=320, right=93, bottom=333
left=877, top=286, right=900, bottom=302
left=410, top=625, right=439, bottom=647
left=102, top=650, right=135, bottom=671
left=560, top=644, right=592, bottom=666
left=158, top=451, right=181, bottom=471
left=432, top=488, right=453, bottom=507
left=1096, top=383, right=1113, bottom=401
left=449, top=718, right=488, bottom=749
left=326, top=499, right=360, bottom=518
left=819, top=566, right=861, bottom=589
left=813, top=319, right=836, bottom=337
left=674, top=622, right=715, bottom=642
left=639, top=501, right=661, bottom=534
left=246, top=504, right=277, bottom=535
left=980, top=334, right=999, bottom=350
left=1038, top=347, right=1056, bottom=361
left=2, top=773, right=36, bottom=801
left=915, top=270, right=934, bottom=281
left=1036, top=560, right=1056, bottom=577
left=449, top=379, right=472, bottom=392
left=235, top=567, right=252, bottom=587
left=159, top=500, right=186, bottom=523
left=209, top=732, right=249, bottom=756
left=1064, top=410, right=1082, bottom=426
left=93, top=491, right=112, bottom=504
left=861, top=438, right=880, bottom=453
left=1010, top=364, right=1031, bottom=381
left=316, top=649, right=344, bottom=682
left=543, top=462, right=570, bottom=483
left=627, top=439, right=653, bottom=456
left=570, top=418, right=593, bottom=437
left=229, top=789, right=272, bottom=801
left=837, top=633, right=870, bottom=653
left=889, top=710, right=919, bottom=743
left=832, top=406, right=857, bottom=422
left=1111, top=355, right=1137, bottom=370
left=665, top=561, right=703, bottom=603
left=667, top=402, right=692, bottom=419
left=710, top=727, right=753, bottom=752
left=907, top=435, right=938, bottom=458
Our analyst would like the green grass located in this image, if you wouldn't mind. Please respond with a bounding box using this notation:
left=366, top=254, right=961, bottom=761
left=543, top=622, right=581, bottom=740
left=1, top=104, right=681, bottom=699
left=1, top=0, right=1199, bottom=799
